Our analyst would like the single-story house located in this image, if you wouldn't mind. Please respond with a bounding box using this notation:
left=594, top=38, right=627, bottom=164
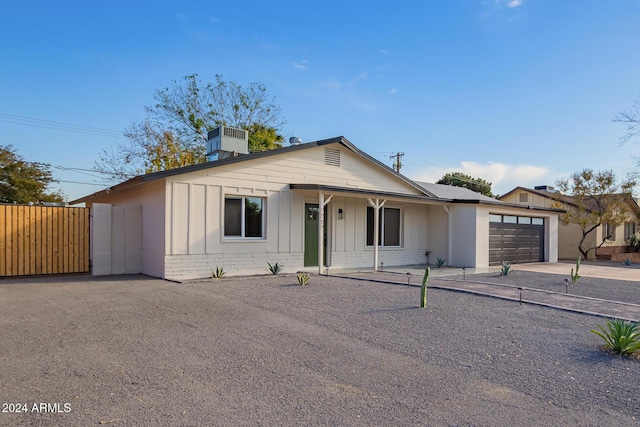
left=73, top=130, right=562, bottom=280
left=499, top=185, right=640, bottom=260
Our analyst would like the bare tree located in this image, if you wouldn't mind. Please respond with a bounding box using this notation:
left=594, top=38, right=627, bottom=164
left=613, top=97, right=640, bottom=145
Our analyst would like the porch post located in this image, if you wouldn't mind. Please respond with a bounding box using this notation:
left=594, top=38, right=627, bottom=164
left=444, top=206, right=452, bottom=265
left=367, top=198, right=386, bottom=271
left=318, top=193, right=333, bottom=275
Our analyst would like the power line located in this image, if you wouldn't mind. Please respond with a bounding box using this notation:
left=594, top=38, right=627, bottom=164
left=0, top=112, right=124, bottom=138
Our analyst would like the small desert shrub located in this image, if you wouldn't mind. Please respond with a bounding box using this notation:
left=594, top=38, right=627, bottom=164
left=267, top=262, right=283, bottom=275
left=210, top=266, right=226, bottom=280
left=500, top=261, right=512, bottom=276
left=591, top=319, right=640, bottom=356
left=296, top=272, right=310, bottom=286
left=435, top=258, right=446, bottom=268
left=623, top=258, right=632, bottom=266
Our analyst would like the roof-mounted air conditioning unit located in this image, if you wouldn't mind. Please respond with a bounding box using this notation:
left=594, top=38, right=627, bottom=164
left=206, top=126, right=249, bottom=161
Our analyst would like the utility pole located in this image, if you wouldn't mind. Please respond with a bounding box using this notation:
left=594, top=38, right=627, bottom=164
left=389, top=152, right=404, bottom=173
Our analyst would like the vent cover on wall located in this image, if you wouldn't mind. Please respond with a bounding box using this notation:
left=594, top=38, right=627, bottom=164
left=324, top=148, right=340, bottom=167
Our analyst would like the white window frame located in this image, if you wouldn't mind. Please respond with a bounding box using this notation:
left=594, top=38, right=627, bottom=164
left=224, top=196, right=265, bottom=240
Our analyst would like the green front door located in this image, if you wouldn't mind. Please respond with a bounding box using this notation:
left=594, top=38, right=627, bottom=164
left=304, top=204, right=319, bottom=266
left=304, top=204, right=327, bottom=267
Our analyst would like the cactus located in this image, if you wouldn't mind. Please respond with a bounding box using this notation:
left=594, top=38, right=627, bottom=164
left=570, top=257, right=581, bottom=284
left=420, top=267, right=430, bottom=308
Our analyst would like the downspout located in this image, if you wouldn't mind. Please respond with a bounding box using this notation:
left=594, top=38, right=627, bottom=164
left=443, top=206, right=452, bottom=266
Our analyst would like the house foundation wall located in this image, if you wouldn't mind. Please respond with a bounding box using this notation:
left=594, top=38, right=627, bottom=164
left=165, top=253, right=304, bottom=281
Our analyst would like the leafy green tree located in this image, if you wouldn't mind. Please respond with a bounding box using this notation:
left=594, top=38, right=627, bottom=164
left=0, top=145, right=64, bottom=203
left=437, top=172, right=494, bottom=197
left=555, top=169, right=637, bottom=259
left=96, top=74, right=286, bottom=179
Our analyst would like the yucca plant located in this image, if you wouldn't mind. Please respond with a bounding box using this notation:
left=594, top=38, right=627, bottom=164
left=435, top=258, right=446, bottom=268
left=500, top=261, right=512, bottom=276
left=591, top=319, right=640, bottom=355
left=296, top=272, right=310, bottom=286
left=420, top=267, right=430, bottom=308
left=570, top=257, right=581, bottom=284
left=210, top=266, right=226, bottom=280
left=267, top=262, right=283, bottom=275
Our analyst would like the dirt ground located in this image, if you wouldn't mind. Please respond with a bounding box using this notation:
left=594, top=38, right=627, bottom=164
left=0, top=274, right=638, bottom=426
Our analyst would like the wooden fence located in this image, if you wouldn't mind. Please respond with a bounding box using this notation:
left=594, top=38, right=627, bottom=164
left=0, top=205, right=90, bottom=276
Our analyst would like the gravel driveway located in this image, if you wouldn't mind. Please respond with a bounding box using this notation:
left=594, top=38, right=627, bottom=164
left=1, top=274, right=638, bottom=426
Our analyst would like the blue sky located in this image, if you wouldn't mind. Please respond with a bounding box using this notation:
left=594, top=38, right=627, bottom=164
left=1, top=1, right=639, bottom=201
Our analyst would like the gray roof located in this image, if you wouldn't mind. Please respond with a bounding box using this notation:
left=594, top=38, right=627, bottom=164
left=413, top=181, right=499, bottom=202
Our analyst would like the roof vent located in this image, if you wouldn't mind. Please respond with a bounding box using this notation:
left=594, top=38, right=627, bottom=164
left=324, top=148, right=340, bottom=167
left=289, top=136, right=302, bottom=145
left=206, top=126, right=249, bottom=161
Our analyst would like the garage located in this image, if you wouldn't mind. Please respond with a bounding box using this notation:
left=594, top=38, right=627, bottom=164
left=489, top=214, right=544, bottom=265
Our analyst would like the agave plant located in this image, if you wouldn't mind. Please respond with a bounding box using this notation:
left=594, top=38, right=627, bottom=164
left=591, top=319, right=640, bottom=355
left=267, top=262, right=283, bottom=275
left=435, top=258, right=446, bottom=268
left=296, top=272, right=310, bottom=286
left=210, top=266, right=226, bottom=280
left=500, top=261, right=512, bottom=276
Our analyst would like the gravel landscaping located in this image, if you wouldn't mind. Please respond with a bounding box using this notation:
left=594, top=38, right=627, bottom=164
left=1, top=274, right=638, bottom=426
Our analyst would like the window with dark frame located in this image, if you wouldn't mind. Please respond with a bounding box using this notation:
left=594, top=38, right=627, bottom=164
left=603, top=223, right=616, bottom=241
left=624, top=222, right=636, bottom=241
left=224, top=196, right=264, bottom=238
left=366, top=206, right=401, bottom=247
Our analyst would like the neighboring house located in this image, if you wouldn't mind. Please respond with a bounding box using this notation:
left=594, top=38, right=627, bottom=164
left=73, top=131, right=561, bottom=280
left=499, top=185, right=640, bottom=260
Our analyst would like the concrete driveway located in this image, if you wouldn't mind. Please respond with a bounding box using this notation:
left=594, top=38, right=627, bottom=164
left=514, top=261, right=639, bottom=282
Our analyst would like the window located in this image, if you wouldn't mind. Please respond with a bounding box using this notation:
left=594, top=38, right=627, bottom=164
left=532, top=218, right=544, bottom=225
left=503, top=216, right=517, bottom=224
left=489, top=214, right=502, bottom=223
left=366, top=207, right=401, bottom=247
left=603, top=223, right=616, bottom=241
left=518, top=216, right=531, bottom=224
left=624, top=222, right=636, bottom=241
left=224, top=196, right=264, bottom=238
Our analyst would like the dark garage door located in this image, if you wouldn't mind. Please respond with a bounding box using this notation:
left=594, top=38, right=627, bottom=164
left=489, top=214, right=544, bottom=265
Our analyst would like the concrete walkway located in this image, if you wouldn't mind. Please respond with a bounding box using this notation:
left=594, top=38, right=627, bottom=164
left=513, top=261, right=639, bottom=282
left=335, top=264, right=640, bottom=323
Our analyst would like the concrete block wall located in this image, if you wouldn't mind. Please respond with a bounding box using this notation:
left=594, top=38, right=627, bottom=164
left=164, top=253, right=304, bottom=281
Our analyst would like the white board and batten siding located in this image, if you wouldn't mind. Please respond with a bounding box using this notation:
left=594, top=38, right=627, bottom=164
left=164, top=144, right=428, bottom=280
